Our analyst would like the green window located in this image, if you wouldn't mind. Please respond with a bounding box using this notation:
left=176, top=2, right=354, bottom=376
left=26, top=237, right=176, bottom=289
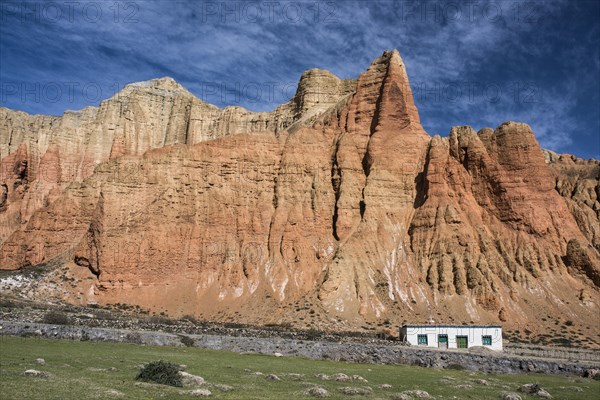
left=482, top=335, right=492, bottom=346
left=456, top=336, right=468, bottom=349
left=417, top=334, right=428, bottom=345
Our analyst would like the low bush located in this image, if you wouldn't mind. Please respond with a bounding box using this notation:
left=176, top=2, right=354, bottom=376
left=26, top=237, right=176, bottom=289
left=42, top=311, right=71, bottom=325
left=179, top=335, right=195, bottom=347
left=147, top=315, right=175, bottom=325
left=136, top=360, right=182, bottom=387
left=180, top=314, right=198, bottom=324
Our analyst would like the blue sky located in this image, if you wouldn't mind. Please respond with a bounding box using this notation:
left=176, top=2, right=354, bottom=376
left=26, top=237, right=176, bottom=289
left=1, top=0, right=599, bottom=158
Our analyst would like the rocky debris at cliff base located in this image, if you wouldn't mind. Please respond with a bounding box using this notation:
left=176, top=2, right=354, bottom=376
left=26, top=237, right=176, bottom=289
left=584, top=368, right=600, bottom=379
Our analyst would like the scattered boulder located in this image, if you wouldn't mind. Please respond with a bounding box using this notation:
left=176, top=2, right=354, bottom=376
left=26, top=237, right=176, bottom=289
left=333, top=373, right=351, bottom=381
left=500, top=393, right=522, bottom=400
left=391, top=390, right=431, bottom=399
left=352, top=375, right=368, bottom=383
left=536, top=389, right=552, bottom=399
left=265, top=374, right=281, bottom=381
left=316, top=373, right=331, bottom=381
left=252, top=372, right=264, bottom=376
left=179, top=389, right=211, bottom=397
left=518, top=384, right=552, bottom=399
left=584, top=369, right=600, bottom=380
left=304, top=386, right=330, bottom=398
left=519, top=383, right=540, bottom=394
left=274, top=352, right=283, bottom=357
left=105, top=389, right=125, bottom=398
left=379, top=384, right=393, bottom=389
left=209, top=383, right=233, bottom=392
left=178, top=371, right=206, bottom=387
left=472, top=379, right=490, bottom=385
left=337, top=386, right=373, bottom=395
left=286, top=373, right=305, bottom=381
left=23, top=369, right=52, bottom=378
left=35, top=358, right=45, bottom=365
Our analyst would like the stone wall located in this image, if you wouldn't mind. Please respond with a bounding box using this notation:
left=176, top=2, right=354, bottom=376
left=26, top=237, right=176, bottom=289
left=1, top=320, right=598, bottom=376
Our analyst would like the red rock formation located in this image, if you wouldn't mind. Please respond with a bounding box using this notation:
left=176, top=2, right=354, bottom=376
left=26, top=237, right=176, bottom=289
left=1, top=50, right=598, bottom=339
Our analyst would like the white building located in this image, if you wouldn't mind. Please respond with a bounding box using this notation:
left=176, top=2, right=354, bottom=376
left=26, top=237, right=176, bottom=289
left=400, top=325, right=503, bottom=351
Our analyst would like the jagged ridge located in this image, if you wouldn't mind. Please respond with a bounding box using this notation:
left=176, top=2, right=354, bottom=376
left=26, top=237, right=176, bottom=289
left=1, top=50, right=598, bottom=342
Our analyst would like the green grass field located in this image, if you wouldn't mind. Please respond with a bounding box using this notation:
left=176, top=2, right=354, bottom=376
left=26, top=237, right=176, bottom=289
left=0, top=336, right=597, bottom=399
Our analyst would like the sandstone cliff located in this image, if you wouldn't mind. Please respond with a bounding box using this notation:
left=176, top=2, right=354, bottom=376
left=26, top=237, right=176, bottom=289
left=1, top=50, right=598, bottom=343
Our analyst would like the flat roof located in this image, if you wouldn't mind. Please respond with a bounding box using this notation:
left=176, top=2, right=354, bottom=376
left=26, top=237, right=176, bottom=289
left=402, top=325, right=502, bottom=329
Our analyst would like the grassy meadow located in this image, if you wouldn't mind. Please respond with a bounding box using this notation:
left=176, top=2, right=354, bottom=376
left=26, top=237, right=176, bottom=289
left=0, top=336, right=597, bottom=399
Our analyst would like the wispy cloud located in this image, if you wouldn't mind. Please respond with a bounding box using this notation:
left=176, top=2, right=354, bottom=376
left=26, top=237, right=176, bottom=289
left=1, top=0, right=598, bottom=158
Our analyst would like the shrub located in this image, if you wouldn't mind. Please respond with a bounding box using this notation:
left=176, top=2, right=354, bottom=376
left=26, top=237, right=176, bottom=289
left=305, top=328, right=321, bottom=340
left=136, top=360, right=182, bottom=387
left=224, top=322, right=248, bottom=329
left=565, top=320, right=574, bottom=326
left=148, top=315, right=174, bottom=325
left=0, top=298, right=16, bottom=308
left=179, top=335, right=195, bottom=347
left=42, top=311, right=71, bottom=325
left=125, top=332, right=143, bottom=344
left=180, top=314, right=197, bottom=324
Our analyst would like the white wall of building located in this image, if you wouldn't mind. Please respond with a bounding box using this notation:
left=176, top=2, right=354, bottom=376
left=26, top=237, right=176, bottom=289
left=400, top=325, right=503, bottom=351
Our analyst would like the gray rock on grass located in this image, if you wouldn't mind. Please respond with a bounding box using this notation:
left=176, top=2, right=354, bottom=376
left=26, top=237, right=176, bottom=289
left=337, top=386, right=373, bottom=395
left=518, top=383, right=552, bottom=399
left=178, top=371, right=206, bottom=387
left=391, top=389, right=431, bottom=399
left=265, top=374, right=281, bottom=381
left=23, top=369, right=52, bottom=378
left=305, top=387, right=329, bottom=398
left=179, top=389, right=211, bottom=397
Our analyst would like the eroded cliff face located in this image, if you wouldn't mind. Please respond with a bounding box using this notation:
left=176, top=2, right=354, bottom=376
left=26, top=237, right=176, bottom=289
left=1, top=50, right=598, bottom=339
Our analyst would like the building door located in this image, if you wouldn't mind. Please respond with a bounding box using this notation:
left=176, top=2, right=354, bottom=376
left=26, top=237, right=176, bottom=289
left=438, top=334, right=448, bottom=349
left=456, top=336, right=468, bottom=349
